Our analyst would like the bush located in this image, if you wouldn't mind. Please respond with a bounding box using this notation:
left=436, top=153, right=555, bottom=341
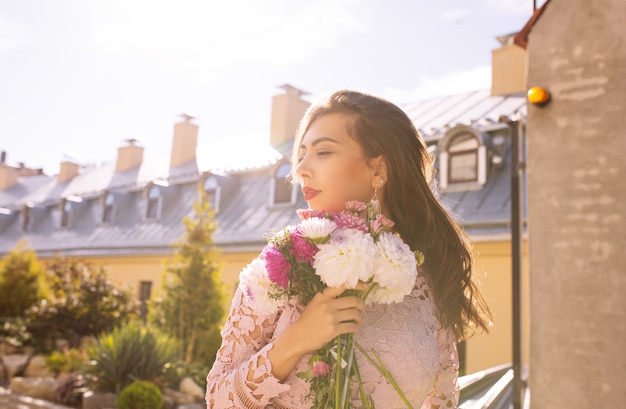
left=0, top=241, right=47, bottom=318
left=116, top=380, right=163, bottom=409
left=0, top=317, right=32, bottom=349
left=46, top=348, right=87, bottom=375
left=84, top=322, right=179, bottom=394
left=26, top=257, right=141, bottom=350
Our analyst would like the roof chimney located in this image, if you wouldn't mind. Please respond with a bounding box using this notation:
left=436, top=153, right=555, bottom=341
left=491, top=33, right=527, bottom=96
left=0, top=154, right=19, bottom=189
left=58, top=157, right=80, bottom=183
left=270, top=84, right=311, bottom=153
left=116, top=138, right=144, bottom=172
left=170, top=114, right=198, bottom=168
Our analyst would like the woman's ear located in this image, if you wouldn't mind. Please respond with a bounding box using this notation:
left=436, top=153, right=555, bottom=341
left=370, top=155, right=388, bottom=188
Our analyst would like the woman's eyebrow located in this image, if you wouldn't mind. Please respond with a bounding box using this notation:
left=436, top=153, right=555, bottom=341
left=299, top=136, right=340, bottom=150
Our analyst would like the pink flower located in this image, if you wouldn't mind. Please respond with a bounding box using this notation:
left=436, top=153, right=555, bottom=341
left=369, top=214, right=395, bottom=236
left=297, top=208, right=328, bottom=220
left=261, top=244, right=290, bottom=289
left=312, top=361, right=331, bottom=377
left=376, top=213, right=395, bottom=229
left=332, top=211, right=368, bottom=232
left=290, top=230, right=318, bottom=264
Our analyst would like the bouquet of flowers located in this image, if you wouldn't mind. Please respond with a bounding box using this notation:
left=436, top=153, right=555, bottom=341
left=239, top=200, right=423, bottom=409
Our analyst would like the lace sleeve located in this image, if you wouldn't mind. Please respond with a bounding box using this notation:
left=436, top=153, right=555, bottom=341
left=423, top=327, right=460, bottom=409
left=205, top=287, right=290, bottom=408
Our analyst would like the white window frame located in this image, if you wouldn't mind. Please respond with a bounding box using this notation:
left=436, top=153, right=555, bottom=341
left=60, top=199, right=72, bottom=228
left=145, top=185, right=162, bottom=220
left=270, top=162, right=297, bottom=206
left=101, top=192, right=115, bottom=224
left=203, top=175, right=222, bottom=212
left=438, top=125, right=487, bottom=191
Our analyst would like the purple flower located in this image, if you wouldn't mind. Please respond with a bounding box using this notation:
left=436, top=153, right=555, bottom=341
left=261, top=244, right=290, bottom=289
left=312, top=361, right=331, bottom=377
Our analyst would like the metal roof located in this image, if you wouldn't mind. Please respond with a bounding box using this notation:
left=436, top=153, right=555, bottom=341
left=0, top=89, right=527, bottom=257
left=402, top=89, right=526, bottom=142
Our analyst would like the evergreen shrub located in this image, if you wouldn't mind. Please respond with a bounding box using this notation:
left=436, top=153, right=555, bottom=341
left=116, top=380, right=163, bottom=409
left=84, top=322, right=179, bottom=394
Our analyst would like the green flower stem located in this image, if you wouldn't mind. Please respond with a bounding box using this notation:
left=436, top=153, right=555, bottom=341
left=352, top=358, right=373, bottom=409
left=355, top=342, right=414, bottom=409
left=341, top=334, right=355, bottom=407
left=335, top=334, right=343, bottom=409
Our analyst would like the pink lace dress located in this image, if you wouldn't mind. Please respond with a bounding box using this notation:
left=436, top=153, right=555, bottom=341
left=205, top=274, right=459, bottom=408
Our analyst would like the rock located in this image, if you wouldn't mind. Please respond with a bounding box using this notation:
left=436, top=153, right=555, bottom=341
left=25, top=355, right=53, bottom=377
left=163, top=395, right=176, bottom=409
left=177, top=404, right=205, bottom=409
left=10, top=376, right=59, bottom=401
left=1, top=354, right=29, bottom=378
left=179, top=377, right=204, bottom=399
left=164, top=387, right=197, bottom=405
left=82, top=390, right=117, bottom=409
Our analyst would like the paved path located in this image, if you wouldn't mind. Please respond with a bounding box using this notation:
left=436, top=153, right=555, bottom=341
left=0, top=387, right=73, bottom=409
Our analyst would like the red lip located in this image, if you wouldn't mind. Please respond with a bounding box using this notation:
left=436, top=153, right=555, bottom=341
left=301, top=186, right=320, bottom=201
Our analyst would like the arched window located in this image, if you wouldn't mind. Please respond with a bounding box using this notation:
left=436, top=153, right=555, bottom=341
left=146, top=185, right=161, bottom=220
left=102, top=192, right=115, bottom=223
left=437, top=125, right=488, bottom=191
left=447, top=132, right=479, bottom=183
left=272, top=162, right=294, bottom=205
left=60, top=199, right=72, bottom=228
left=203, top=175, right=221, bottom=211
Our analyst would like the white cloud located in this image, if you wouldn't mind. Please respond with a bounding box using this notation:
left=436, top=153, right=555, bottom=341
left=0, top=14, right=31, bottom=52
left=93, top=0, right=366, bottom=82
left=479, top=0, right=531, bottom=16
left=383, top=65, right=492, bottom=103
left=440, top=8, right=471, bottom=23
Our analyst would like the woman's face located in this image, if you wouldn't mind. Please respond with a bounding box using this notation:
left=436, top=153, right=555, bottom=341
left=295, top=113, right=383, bottom=213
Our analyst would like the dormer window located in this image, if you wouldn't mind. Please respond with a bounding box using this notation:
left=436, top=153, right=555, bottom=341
left=438, top=125, right=487, bottom=191
left=102, top=192, right=115, bottom=223
left=60, top=199, right=72, bottom=228
left=271, top=162, right=295, bottom=206
left=448, top=132, right=479, bottom=183
left=203, top=175, right=221, bottom=211
left=21, top=206, right=31, bottom=232
left=146, top=185, right=162, bottom=220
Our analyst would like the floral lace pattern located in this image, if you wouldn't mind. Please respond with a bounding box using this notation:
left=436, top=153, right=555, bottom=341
left=205, top=275, right=459, bottom=409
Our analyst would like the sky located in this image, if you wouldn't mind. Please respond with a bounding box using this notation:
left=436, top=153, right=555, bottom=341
left=0, top=0, right=543, bottom=175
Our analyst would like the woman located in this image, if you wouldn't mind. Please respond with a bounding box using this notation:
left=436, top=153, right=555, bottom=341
left=205, top=90, right=492, bottom=408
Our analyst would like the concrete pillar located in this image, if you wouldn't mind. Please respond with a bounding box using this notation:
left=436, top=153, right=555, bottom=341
left=526, top=0, right=626, bottom=407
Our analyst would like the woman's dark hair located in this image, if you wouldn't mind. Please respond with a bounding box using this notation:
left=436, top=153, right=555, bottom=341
left=291, top=90, right=492, bottom=339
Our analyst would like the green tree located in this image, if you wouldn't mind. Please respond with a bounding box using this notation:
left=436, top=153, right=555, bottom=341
left=150, top=188, right=226, bottom=366
left=0, top=240, right=47, bottom=318
left=27, top=258, right=140, bottom=349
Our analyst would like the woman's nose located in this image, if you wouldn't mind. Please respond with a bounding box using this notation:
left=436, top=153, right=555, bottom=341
left=295, top=155, right=310, bottom=180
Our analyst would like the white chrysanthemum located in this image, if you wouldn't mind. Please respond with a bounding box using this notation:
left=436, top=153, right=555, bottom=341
left=368, top=232, right=418, bottom=304
left=298, top=217, right=336, bottom=240
left=239, top=258, right=287, bottom=315
left=313, top=228, right=377, bottom=288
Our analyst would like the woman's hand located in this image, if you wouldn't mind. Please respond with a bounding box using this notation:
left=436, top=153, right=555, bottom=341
left=267, top=285, right=366, bottom=381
